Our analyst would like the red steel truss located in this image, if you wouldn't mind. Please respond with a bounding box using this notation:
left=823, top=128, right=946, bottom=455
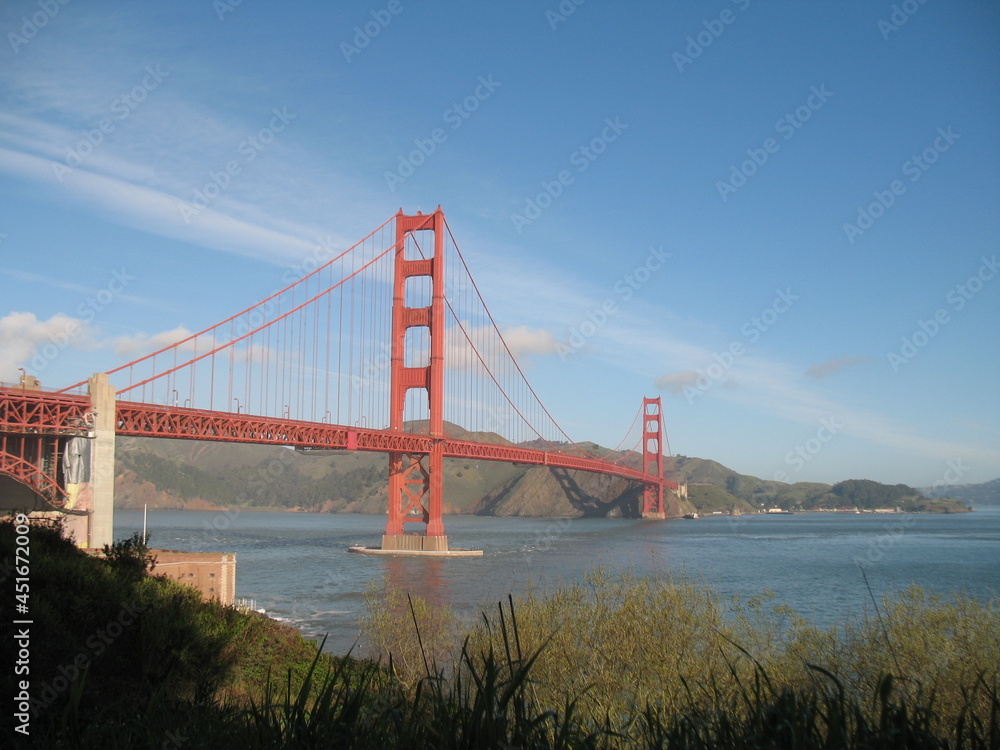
left=113, top=402, right=676, bottom=488
left=0, top=387, right=677, bottom=507
left=0, top=388, right=91, bottom=504
left=0, top=434, right=67, bottom=502
left=0, top=388, right=92, bottom=435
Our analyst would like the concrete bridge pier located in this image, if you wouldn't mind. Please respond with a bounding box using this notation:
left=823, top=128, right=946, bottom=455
left=87, top=373, right=116, bottom=550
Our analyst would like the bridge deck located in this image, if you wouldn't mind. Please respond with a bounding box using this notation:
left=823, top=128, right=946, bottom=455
left=0, top=388, right=676, bottom=492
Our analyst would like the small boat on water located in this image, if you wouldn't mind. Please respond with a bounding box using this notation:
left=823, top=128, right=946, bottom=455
left=683, top=512, right=699, bottom=519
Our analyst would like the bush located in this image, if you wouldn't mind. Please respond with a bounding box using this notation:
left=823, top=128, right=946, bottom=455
left=101, top=530, right=157, bottom=580
left=5, top=518, right=998, bottom=748
left=0, top=517, right=341, bottom=746
left=361, top=577, right=459, bottom=684
left=364, top=566, right=1000, bottom=744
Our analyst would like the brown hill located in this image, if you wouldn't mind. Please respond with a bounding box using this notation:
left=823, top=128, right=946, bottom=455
left=468, top=465, right=692, bottom=518
left=115, top=435, right=953, bottom=518
left=112, top=434, right=693, bottom=518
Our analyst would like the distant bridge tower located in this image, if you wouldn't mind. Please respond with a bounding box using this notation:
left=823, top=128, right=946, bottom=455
left=382, top=208, right=448, bottom=552
left=641, top=396, right=666, bottom=518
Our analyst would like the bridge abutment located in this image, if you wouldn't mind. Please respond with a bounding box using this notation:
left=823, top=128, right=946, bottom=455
left=87, top=373, right=116, bottom=549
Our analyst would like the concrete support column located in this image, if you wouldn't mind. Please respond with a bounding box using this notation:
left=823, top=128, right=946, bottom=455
left=87, top=373, right=116, bottom=549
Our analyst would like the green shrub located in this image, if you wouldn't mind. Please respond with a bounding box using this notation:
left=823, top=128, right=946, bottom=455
left=360, top=576, right=459, bottom=685
left=101, top=530, right=157, bottom=580
left=4, top=517, right=998, bottom=749
left=365, top=566, right=1000, bottom=744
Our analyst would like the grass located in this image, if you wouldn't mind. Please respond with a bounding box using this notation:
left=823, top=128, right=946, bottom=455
left=365, top=569, right=1000, bottom=748
left=3, top=516, right=998, bottom=748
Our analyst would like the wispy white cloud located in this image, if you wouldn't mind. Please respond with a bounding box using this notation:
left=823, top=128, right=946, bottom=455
left=0, top=110, right=161, bottom=184
left=0, top=311, right=222, bottom=381
left=654, top=370, right=701, bottom=395
left=1, top=2, right=994, bottom=484
left=0, top=144, right=327, bottom=263
left=0, top=268, right=181, bottom=313
left=462, top=247, right=598, bottom=330
left=0, top=311, right=97, bottom=381
left=806, top=354, right=868, bottom=379
left=500, top=325, right=558, bottom=358
left=430, top=227, right=1000, bottom=476
left=440, top=323, right=557, bottom=373
left=705, top=356, right=1000, bottom=469
left=0, top=269, right=98, bottom=297
left=0, top=7, right=374, bottom=267
left=110, top=325, right=194, bottom=357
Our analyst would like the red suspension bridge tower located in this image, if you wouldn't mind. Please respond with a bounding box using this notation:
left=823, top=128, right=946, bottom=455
left=641, top=396, right=666, bottom=519
left=382, top=209, right=449, bottom=552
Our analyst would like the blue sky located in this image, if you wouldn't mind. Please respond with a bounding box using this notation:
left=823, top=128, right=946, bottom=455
left=1, top=0, right=997, bottom=487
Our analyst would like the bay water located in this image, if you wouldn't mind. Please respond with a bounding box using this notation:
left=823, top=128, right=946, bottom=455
left=114, top=507, right=1000, bottom=655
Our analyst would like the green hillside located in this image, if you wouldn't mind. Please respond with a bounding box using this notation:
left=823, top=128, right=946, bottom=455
left=114, top=435, right=692, bottom=519
left=922, top=478, right=1000, bottom=506
left=115, top=436, right=522, bottom=514
left=673, top=456, right=970, bottom=513
left=113, top=439, right=971, bottom=517
left=674, top=456, right=832, bottom=510
left=685, top=484, right=754, bottom=514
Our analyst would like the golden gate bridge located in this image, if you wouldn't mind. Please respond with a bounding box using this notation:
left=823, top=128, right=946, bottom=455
left=0, top=208, right=681, bottom=553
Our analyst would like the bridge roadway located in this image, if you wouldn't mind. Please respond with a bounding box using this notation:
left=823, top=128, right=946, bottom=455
left=0, top=387, right=677, bottom=493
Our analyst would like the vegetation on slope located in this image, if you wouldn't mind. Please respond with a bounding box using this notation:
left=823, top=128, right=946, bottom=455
left=675, top=455, right=837, bottom=510
left=363, top=570, right=1000, bottom=748
left=922, top=477, right=1000, bottom=507
left=118, top=449, right=240, bottom=504
left=115, top=436, right=519, bottom=514
left=0, top=517, right=355, bottom=747
left=674, top=456, right=971, bottom=513
left=116, top=437, right=971, bottom=517
left=3, top=516, right=998, bottom=748
left=685, top=483, right=754, bottom=513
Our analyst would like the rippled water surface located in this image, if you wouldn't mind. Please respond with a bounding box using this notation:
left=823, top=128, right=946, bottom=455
left=115, top=507, right=1000, bottom=654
